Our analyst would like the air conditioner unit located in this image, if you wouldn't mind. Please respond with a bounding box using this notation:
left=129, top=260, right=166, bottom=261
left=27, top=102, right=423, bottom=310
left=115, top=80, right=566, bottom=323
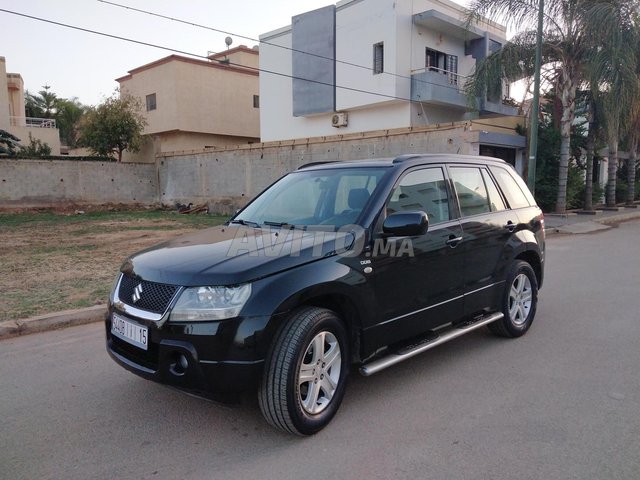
left=331, top=112, right=348, bottom=128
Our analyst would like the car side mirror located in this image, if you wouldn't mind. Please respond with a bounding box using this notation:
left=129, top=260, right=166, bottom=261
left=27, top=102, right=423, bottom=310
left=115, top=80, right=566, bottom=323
left=382, top=211, right=429, bottom=237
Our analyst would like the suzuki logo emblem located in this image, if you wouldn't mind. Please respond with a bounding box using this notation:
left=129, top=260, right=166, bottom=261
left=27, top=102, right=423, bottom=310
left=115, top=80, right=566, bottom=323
left=132, top=283, right=143, bottom=303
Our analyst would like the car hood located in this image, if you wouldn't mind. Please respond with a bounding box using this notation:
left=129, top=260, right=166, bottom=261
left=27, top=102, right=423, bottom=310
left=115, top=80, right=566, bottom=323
left=120, top=225, right=356, bottom=286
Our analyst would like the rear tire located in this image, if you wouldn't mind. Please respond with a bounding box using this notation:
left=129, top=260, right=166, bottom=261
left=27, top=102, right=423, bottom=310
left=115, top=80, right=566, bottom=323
left=259, top=307, right=349, bottom=435
left=489, top=260, right=538, bottom=338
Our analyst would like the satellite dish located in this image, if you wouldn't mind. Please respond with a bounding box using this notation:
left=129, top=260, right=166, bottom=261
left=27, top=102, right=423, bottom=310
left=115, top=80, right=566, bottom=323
left=225, top=36, right=233, bottom=48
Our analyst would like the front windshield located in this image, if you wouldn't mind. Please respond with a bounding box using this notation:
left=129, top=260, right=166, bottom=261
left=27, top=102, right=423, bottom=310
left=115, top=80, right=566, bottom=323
left=232, top=167, right=388, bottom=229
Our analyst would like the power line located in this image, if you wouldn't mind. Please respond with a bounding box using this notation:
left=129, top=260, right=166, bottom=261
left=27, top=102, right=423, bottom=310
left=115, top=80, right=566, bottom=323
left=97, top=0, right=469, bottom=96
left=0, top=7, right=427, bottom=106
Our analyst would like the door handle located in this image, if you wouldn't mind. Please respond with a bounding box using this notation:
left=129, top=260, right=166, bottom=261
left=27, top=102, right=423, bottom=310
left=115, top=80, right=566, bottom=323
left=446, top=235, right=463, bottom=248
left=504, top=221, right=516, bottom=232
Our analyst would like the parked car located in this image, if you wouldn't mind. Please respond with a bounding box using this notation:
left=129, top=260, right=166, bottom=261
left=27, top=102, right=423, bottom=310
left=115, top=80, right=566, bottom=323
left=106, top=154, right=545, bottom=435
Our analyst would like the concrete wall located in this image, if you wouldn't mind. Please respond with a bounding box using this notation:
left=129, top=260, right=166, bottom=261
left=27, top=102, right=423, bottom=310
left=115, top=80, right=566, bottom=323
left=0, top=159, right=157, bottom=206
left=1, top=118, right=525, bottom=211
left=156, top=121, right=490, bottom=214
left=10, top=125, right=62, bottom=155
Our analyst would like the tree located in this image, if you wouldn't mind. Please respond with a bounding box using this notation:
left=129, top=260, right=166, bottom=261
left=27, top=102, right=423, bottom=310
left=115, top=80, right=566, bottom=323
left=24, top=87, right=87, bottom=148
left=465, top=0, right=638, bottom=213
left=585, top=0, right=640, bottom=207
left=0, top=129, right=21, bottom=157
left=56, top=97, right=86, bottom=148
left=78, top=93, right=147, bottom=162
left=25, top=85, right=58, bottom=118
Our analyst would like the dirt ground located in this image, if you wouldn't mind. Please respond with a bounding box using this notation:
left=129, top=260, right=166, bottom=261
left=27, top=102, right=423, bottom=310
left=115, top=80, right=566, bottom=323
left=0, top=207, right=227, bottom=322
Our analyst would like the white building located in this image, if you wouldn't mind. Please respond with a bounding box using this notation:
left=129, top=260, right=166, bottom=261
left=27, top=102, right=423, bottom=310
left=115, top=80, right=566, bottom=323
left=259, top=0, right=521, bottom=159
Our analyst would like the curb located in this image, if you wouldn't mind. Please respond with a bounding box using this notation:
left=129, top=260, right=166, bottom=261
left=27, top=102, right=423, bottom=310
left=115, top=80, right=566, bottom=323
left=0, top=305, right=107, bottom=340
left=547, top=210, right=640, bottom=236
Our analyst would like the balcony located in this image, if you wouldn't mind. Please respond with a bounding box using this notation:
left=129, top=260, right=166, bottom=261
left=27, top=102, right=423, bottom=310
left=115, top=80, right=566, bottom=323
left=10, top=117, right=57, bottom=129
left=410, top=67, right=471, bottom=110
left=479, top=98, right=519, bottom=117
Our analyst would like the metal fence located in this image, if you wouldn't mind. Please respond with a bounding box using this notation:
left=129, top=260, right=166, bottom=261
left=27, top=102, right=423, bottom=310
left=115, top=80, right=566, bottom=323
left=9, top=117, right=57, bottom=128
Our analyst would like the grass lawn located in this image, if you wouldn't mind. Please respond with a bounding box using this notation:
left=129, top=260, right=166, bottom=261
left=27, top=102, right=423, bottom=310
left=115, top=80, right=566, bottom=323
left=0, top=209, right=228, bottom=322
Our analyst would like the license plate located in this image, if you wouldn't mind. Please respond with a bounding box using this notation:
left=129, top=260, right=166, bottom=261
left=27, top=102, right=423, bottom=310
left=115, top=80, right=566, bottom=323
left=111, top=313, right=148, bottom=350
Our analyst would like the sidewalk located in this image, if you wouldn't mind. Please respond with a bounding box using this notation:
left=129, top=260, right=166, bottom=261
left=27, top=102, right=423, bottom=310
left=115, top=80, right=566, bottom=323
left=2, top=206, right=640, bottom=341
left=544, top=204, right=640, bottom=235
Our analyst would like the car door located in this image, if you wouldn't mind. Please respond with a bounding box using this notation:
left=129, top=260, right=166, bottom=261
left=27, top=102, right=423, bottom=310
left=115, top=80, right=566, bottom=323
left=367, top=166, right=465, bottom=348
left=448, top=165, right=517, bottom=317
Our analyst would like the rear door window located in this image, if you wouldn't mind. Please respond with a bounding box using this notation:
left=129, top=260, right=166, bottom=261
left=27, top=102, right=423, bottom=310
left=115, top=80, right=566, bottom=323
left=449, top=167, right=491, bottom=217
left=481, top=169, right=506, bottom=212
left=490, top=166, right=532, bottom=209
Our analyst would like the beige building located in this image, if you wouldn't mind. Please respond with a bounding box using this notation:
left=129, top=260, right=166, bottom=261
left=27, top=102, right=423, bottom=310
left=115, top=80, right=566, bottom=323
left=0, top=56, right=61, bottom=154
left=117, top=46, right=260, bottom=163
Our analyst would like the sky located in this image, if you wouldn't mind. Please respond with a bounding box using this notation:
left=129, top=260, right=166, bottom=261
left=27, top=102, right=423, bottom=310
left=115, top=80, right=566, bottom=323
left=0, top=0, right=471, bottom=107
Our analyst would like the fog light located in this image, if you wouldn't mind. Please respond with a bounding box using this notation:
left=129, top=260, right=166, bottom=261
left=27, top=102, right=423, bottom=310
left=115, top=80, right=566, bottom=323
left=170, top=353, right=189, bottom=376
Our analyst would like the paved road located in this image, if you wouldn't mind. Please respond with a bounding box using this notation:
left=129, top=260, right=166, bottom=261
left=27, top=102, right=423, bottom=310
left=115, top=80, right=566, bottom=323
left=2, top=222, right=640, bottom=480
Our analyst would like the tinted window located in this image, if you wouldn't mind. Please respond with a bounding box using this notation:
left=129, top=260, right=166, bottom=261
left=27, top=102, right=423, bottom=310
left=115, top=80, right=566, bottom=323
left=235, top=167, right=387, bottom=228
left=450, top=167, right=491, bottom=217
left=490, top=166, right=531, bottom=209
left=334, top=174, right=378, bottom=214
left=481, top=169, right=506, bottom=211
left=387, top=168, right=450, bottom=224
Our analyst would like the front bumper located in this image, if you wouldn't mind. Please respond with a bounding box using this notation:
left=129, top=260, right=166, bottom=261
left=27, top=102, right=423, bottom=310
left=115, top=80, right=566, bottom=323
left=105, top=307, right=276, bottom=395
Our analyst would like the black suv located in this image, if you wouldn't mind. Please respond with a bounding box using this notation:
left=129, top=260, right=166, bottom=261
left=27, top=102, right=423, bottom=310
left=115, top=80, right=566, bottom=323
left=106, top=154, right=545, bottom=435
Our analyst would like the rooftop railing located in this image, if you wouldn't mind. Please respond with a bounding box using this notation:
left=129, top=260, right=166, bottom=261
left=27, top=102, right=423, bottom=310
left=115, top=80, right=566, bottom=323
left=9, top=116, right=57, bottom=129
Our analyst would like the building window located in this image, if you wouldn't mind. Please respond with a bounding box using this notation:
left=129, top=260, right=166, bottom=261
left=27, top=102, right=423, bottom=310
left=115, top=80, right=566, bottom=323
left=253, top=95, right=260, bottom=108
left=373, top=42, right=384, bottom=74
left=146, top=93, right=157, bottom=111
left=426, top=49, right=458, bottom=84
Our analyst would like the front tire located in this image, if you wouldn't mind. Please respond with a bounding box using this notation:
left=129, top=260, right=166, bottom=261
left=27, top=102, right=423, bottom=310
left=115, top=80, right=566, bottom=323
left=489, top=260, right=538, bottom=338
left=259, top=307, right=350, bottom=435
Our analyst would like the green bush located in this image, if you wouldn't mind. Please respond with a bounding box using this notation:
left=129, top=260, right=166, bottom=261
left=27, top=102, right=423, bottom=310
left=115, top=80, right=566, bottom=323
left=17, top=134, right=51, bottom=158
left=533, top=120, right=586, bottom=212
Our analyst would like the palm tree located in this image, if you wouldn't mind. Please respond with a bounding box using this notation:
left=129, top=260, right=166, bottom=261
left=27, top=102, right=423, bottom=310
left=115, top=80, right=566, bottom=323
left=55, top=98, right=86, bottom=148
left=585, top=1, right=640, bottom=207
left=465, top=0, right=638, bottom=213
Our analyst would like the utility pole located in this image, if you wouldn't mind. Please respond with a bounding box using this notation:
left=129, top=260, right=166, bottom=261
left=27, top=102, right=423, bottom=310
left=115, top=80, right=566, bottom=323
left=527, top=0, right=545, bottom=195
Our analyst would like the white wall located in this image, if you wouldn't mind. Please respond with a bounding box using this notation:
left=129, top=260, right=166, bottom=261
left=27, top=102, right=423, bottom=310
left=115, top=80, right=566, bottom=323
left=335, top=0, right=405, bottom=109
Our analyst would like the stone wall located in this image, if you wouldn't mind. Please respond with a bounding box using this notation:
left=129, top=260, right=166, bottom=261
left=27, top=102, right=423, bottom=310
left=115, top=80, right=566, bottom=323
left=157, top=122, right=485, bottom=213
left=0, top=159, right=157, bottom=206
left=0, top=119, right=525, bottom=212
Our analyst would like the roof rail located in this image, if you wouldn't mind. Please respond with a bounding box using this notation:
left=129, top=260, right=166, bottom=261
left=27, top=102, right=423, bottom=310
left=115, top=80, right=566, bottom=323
left=392, top=154, right=424, bottom=164
left=297, top=161, right=340, bottom=170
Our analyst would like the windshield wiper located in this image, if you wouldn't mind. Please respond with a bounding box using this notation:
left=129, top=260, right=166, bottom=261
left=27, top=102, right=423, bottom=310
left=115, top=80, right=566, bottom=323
left=229, top=219, right=261, bottom=228
left=263, top=221, right=296, bottom=229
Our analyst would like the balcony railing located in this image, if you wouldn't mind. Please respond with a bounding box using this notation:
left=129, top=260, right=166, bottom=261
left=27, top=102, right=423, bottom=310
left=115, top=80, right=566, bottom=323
left=9, top=116, right=57, bottom=129
left=411, top=67, right=468, bottom=93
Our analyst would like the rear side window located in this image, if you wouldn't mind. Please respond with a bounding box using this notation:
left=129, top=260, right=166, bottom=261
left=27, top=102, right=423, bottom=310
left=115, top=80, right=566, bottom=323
left=449, top=167, right=491, bottom=217
left=490, top=166, right=532, bottom=209
left=387, top=168, right=451, bottom=224
left=481, top=169, right=506, bottom=212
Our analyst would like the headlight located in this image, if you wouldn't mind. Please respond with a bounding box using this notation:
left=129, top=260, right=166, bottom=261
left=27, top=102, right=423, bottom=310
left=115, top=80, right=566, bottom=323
left=169, top=284, right=252, bottom=322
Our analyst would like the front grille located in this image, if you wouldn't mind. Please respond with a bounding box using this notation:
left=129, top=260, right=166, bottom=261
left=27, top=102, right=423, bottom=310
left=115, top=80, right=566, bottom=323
left=118, top=275, right=178, bottom=314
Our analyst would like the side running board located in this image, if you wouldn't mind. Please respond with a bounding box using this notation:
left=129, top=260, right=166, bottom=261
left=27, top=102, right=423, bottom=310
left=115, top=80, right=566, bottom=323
left=359, top=312, right=503, bottom=376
